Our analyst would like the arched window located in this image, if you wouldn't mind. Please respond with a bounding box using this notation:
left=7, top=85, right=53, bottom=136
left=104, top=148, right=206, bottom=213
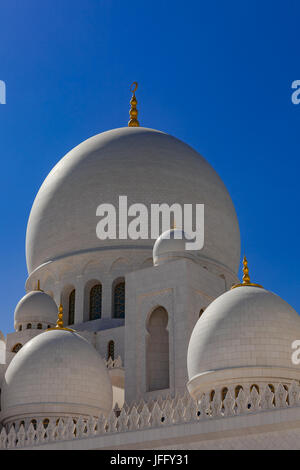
left=113, top=281, right=125, bottom=318
left=107, top=340, right=115, bottom=360
left=146, top=306, right=169, bottom=391
left=18, top=325, right=22, bottom=331
left=12, top=343, right=22, bottom=353
left=89, top=284, right=102, bottom=320
left=26, top=323, right=32, bottom=329
left=37, top=323, right=42, bottom=330
left=68, top=289, right=75, bottom=325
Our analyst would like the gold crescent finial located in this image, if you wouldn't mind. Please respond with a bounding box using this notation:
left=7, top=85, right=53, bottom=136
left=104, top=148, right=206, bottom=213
left=128, top=82, right=140, bottom=127
left=130, top=82, right=138, bottom=94
left=231, top=255, right=263, bottom=289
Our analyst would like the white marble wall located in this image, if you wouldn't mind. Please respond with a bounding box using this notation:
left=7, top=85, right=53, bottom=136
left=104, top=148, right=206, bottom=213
left=124, top=258, right=228, bottom=404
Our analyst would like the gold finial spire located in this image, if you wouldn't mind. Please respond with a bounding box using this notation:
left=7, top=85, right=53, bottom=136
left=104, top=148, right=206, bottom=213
left=46, top=304, right=74, bottom=332
left=128, top=82, right=140, bottom=127
left=56, top=304, right=64, bottom=329
left=242, top=256, right=251, bottom=284
left=231, top=255, right=263, bottom=289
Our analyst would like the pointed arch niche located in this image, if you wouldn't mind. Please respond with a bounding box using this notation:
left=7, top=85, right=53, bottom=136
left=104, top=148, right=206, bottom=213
left=146, top=306, right=170, bottom=392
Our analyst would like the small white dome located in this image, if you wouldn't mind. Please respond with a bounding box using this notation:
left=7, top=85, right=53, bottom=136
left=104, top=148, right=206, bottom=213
left=1, top=329, right=113, bottom=424
left=153, top=228, right=194, bottom=265
left=187, top=286, right=300, bottom=398
left=14, top=291, right=57, bottom=329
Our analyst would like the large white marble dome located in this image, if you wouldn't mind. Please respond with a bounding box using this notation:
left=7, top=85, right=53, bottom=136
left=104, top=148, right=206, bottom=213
left=1, top=329, right=113, bottom=424
left=187, top=286, right=300, bottom=398
left=26, top=127, right=240, bottom=277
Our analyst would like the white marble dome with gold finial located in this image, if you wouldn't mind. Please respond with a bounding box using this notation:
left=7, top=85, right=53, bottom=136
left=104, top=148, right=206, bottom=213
left=187, top=259, right=300, bottom=399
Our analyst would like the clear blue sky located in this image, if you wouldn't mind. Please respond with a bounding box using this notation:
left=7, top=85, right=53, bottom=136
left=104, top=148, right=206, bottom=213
left=0, top=0, right=299, bottom=336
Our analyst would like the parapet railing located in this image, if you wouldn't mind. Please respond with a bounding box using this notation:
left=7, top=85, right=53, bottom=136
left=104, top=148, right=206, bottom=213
left=106, top=355, right=123, bottom=369
left=1, top=381, right=299, bottom=449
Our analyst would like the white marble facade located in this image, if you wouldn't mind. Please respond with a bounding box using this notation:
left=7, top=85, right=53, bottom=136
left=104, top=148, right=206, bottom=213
left=0, top=126, right=300, bottom=450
